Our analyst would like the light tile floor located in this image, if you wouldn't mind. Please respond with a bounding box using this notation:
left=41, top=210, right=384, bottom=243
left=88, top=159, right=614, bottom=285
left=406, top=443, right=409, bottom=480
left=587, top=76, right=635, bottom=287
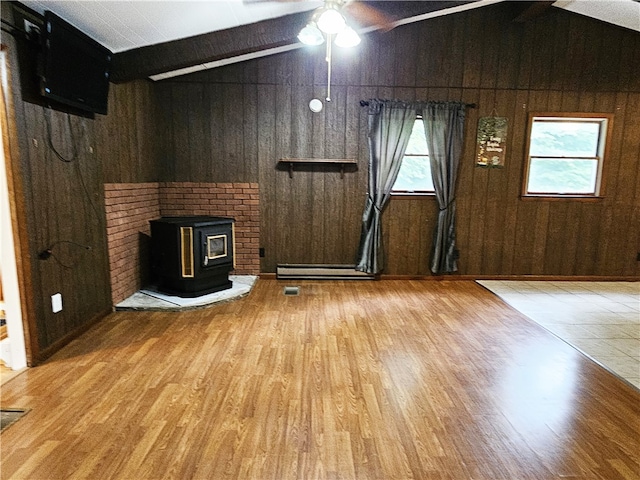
left=477, top=280, right=640, bottom=389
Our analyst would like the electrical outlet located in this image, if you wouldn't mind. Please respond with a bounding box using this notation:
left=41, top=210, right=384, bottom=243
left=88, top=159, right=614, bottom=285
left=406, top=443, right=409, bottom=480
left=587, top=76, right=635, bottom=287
left=51, top=293, right=63, bottom=313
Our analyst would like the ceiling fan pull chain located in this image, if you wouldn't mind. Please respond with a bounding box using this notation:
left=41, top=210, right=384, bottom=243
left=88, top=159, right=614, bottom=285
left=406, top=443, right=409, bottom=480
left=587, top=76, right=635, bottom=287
left=326, top=34, right=332, bottom=102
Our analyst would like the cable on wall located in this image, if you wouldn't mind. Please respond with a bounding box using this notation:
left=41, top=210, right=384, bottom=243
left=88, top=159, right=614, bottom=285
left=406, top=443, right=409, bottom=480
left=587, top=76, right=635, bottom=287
left=44, top=107, right=77, bottom=163
left=38, top=240, right=92, bottom=269
left=43, top=108, right=102, bottom=225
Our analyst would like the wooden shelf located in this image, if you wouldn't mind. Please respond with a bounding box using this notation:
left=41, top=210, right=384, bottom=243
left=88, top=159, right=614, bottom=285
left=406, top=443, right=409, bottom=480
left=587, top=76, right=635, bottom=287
left=278, top=158, right=357, bottom=179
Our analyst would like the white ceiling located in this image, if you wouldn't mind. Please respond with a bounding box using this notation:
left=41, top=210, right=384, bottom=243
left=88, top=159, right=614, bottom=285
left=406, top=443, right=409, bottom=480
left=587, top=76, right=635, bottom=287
left=555, top=0, right=640, bottom=32
left=17, top=0, right=640, bottom=81
left=19, top=0, right=640, bottom=56
left=20, top=0, right=323, bottom=53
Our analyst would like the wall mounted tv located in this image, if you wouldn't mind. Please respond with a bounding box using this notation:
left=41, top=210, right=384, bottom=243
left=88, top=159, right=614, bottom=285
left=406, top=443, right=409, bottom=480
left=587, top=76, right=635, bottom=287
left=40, top=11, right=112, bottom=115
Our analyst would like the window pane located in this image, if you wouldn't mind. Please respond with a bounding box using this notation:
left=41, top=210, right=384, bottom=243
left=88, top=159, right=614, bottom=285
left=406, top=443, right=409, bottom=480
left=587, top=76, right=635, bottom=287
left=404, top=119, right=428, bottom=155
left=394, top=155, right=434, bottom=192
left=527, top=158, right=598, bottom=194
left=529, top=120, right=601, bottom=157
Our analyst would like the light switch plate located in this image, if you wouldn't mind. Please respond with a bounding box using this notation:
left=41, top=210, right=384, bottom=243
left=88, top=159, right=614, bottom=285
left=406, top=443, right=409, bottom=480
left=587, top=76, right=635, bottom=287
left=51, top=293, right=63, bottom=313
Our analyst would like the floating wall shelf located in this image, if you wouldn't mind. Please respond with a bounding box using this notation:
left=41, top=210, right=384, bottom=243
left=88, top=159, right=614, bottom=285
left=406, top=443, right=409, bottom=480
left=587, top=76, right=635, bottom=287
left=278, top=158, right=357, bottom=179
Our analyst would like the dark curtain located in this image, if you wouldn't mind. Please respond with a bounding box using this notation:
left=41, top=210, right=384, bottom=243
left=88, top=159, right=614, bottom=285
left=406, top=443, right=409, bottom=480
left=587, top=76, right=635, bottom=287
left=421, top=102, right=467, bottom=274
left=355, top=100, right=417, bottom=274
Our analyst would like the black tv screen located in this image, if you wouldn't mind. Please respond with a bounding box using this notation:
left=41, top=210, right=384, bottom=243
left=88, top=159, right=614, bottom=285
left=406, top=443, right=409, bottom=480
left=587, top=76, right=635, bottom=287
left=40, top=11, right=112, bottom=115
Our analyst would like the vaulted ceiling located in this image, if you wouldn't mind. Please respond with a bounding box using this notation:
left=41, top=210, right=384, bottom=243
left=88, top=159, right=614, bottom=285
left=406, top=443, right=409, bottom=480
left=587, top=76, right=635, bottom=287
left=18, top=0, right=640, bottom=82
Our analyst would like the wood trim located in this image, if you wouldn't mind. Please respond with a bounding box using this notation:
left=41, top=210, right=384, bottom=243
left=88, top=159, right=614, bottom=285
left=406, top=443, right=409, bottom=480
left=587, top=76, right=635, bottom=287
left=111, top=12, right=310, bottom=82
left=279, top=158, right=358, bottom=164
left=35, top=308, right=111, bottom=364
left=390, top=193, right=437, bottom=198
left=385, top=274, right=640, bottom=281
left=264, top=272, right=640, bottom=282
left=0, top=46, right=37, bottom=365
left=512, top=1, right=555, bottom=23
left=519, top=195, right=605, bottom=202
left=521, top=112, right=615, bottom=198
left=278, top=158, right=358, bottom=178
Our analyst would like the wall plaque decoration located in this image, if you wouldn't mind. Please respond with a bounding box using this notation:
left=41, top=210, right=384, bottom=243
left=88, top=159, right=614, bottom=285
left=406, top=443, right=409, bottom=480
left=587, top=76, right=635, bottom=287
left=476, top=116, right=508, bottom=168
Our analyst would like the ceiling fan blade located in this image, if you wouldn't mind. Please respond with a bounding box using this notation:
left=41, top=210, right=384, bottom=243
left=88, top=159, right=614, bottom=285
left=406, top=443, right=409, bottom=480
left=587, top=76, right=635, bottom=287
left=343, top=1, right=396, bottom=31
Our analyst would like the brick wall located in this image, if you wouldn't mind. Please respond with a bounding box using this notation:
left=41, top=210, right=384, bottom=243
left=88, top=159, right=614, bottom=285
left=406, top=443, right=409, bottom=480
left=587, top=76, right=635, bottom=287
left=104, top=183, right=160, bottom=305
left=159, top=182, right=260, bottom=276
left=104, top=182, right=260, bottom=305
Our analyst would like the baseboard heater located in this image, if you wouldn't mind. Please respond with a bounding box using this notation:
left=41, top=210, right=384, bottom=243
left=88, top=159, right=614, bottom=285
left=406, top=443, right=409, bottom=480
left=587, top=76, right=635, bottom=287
left=276, top=264, right=374, bottom=280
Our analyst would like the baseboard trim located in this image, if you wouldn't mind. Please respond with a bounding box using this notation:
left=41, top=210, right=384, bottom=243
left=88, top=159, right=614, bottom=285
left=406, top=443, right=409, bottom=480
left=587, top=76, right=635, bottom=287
left=260, top=273, right=639, bottom=282
left=276, top=264, right=375, bottom=280
left=34, top=307, right=112, bottom=366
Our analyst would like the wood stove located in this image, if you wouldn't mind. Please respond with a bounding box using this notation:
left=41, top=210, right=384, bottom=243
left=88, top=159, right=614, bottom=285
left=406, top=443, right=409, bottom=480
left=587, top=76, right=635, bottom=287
left=150, top=216, right=235, bottom=297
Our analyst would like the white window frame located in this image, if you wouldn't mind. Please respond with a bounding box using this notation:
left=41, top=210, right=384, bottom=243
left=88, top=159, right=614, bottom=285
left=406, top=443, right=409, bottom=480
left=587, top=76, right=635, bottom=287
left=522, top=112, right=613, bottom=199
left=392, top=117, right=435, bottom=196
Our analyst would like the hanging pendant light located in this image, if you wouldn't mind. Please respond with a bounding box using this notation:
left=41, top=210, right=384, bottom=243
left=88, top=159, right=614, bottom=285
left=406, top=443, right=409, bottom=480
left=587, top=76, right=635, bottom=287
left=317, top=6, right=346, bottom=34
left=298, top=2, right=361, bottom=109
left=298, top=23, right=324, bottom=46
left=335, top=26, right=361, bottom=48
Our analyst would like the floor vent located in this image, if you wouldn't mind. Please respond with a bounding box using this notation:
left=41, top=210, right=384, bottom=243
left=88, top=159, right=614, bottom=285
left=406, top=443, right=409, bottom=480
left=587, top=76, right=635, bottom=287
left=1, top=408, right=28, bottom=432
left=283, top=286, right=300, bottom=296
left=276, top=264, right=374, bottom=280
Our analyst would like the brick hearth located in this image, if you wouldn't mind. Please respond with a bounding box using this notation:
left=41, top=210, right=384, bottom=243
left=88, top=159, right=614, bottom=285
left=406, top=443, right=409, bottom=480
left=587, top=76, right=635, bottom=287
left=105, top=182, right=260, bottom=305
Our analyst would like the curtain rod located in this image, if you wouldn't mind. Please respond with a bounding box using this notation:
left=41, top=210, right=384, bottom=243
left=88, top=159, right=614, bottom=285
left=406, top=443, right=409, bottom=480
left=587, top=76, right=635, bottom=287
left=359, top=100, right=477, bottom=108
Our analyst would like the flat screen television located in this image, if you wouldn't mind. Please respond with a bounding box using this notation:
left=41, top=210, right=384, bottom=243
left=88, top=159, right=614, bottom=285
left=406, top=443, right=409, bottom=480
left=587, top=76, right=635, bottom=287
left=40, top=11, right=112, bottom=115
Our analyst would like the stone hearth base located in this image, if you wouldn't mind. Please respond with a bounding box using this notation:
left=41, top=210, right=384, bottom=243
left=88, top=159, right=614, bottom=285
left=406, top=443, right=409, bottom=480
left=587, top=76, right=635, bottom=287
left=115, top=275, right=257, bottom=311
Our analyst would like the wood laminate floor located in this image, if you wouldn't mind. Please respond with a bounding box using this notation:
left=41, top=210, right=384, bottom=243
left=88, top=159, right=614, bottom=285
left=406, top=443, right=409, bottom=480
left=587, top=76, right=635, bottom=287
left=1, top=280, right=638, bottom=479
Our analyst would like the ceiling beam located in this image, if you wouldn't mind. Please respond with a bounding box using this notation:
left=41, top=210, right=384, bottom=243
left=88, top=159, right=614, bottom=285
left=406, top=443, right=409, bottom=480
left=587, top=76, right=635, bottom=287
left=111, top=1, right=480, bottom=83
left=110, top=12, right=309, bottom=83
left=512, top=1, right=555, bottom=23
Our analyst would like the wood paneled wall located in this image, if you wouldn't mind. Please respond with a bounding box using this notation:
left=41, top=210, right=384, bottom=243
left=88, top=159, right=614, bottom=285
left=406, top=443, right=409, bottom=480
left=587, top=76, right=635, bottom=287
left=4, top=94, right=112, bottom=359
left=156, top=3, right=640, bottom=276
left=3, top=2, right=638, bottom=361
left=3, top=0, right=159, bottom=360
left=95, top=80, right=159, bottom=183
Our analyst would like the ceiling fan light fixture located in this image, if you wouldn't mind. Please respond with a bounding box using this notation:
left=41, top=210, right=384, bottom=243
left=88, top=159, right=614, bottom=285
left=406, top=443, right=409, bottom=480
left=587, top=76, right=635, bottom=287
left=317, top=7, right=347, bottom=34
left=298, top=23, right=325, bottom=46
left=334, top=26, right=361, bottom=48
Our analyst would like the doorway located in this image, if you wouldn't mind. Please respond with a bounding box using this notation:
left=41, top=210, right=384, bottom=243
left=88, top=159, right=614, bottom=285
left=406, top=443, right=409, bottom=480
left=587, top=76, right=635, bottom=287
left=0, top=47, right=28, bottom=373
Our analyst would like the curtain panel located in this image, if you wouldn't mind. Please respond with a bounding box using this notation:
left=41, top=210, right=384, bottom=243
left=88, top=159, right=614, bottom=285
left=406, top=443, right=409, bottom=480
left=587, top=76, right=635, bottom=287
left=421, top=102, right=466, bottom=274
left=355, top=100, right=417, bottom=274
left=356, top=99, right=467, bottom=275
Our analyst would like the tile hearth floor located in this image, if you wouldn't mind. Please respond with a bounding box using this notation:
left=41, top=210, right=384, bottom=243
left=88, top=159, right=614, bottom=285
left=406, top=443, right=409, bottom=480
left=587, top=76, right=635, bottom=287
left=115, top=275, right=258, bottom=311
left=478, top=280, right=640, bottom=390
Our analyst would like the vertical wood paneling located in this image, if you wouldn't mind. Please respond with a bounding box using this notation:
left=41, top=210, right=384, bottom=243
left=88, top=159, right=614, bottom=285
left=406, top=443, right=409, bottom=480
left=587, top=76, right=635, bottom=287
left=9, top=82, right=113, bottom=357
left=171, top=86, right=191, bottom=181
left=482, top=89, right=516, bottom=275
left=257, top=84, right=277, bottom=272
left=3, top=6, right=158, bottom=359
left=461, top=9, right=483, bottom=89
left=466, top=89, right=493, bottom=273
left=243, top=84, right=259, bottom=182
left=150, top=2, right=639, bottom=277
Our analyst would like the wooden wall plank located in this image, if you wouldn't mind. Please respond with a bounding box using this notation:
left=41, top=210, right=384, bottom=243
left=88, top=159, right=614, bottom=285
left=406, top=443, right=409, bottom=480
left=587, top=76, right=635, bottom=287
left=482, top=89, right=516, bottom=275
left=465, top=89, right=492, bottom=273
left=257, top=84, right=277, bottom=272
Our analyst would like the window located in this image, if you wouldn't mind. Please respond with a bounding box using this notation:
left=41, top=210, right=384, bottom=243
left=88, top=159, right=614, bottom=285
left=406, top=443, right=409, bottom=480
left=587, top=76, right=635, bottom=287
left=523, top=113, right=612, bottom=197
left=393, top=118, right=434, bottom=194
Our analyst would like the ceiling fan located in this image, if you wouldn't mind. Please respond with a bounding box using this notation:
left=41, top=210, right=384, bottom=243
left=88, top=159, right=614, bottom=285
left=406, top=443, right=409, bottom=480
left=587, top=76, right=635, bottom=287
left=245, top=0, right=396, bottom=33
left=248, top=1, right=396, bottom=108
